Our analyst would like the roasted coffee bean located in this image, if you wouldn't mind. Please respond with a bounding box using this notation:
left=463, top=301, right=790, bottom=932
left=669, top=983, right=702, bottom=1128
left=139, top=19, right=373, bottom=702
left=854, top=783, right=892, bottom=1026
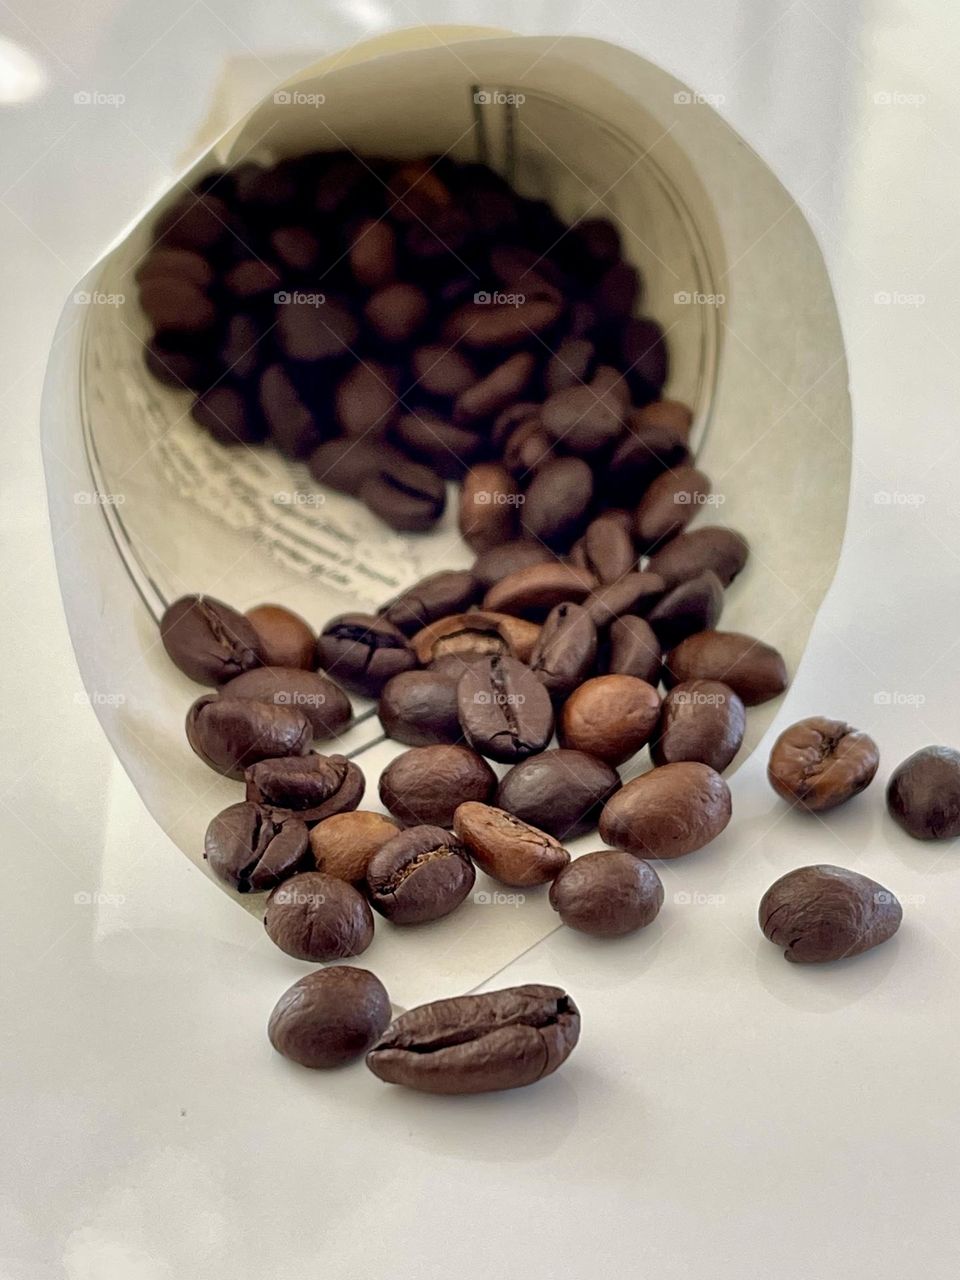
left=309, top=810, right=400, bottom=885
left=540, top=375, right=625, bottom=455
left=652, top=681, right=745, bottom=773
left=887, top=746, right=960, bottom=840
left=427, top=653, right=492, bottom=680
left=559, top=675, right=660, bottom=767
left=572, top=216, right=620, bottom=263
left=502, top=419, right=554, bottom=476
left=768, top=717, right=880, bottom=812
left=605, top=423, right=690, bottom=504
left=392, top=412, right=484, bottom=477
left=145, top=339, right=210, bottom=391
left=277, top=298, right=359, bottom=362
left=378, top=668, right=462, bottom=747
left=606, top=615, right=662, bottom=684
left=454, top=352, right=535, bottom=425
left=453, top=802, right=569, bottom=887
left=135, top=247, right=213, bottom=289
left=411, top=345, right=476, bottom=398
left=594, top=261, right=640, bottom=321
left=549, top=851, right=664, bottom=937
left=245, top=753, right=364, bottom=823
left=491, top=401, right=541, bottom=450
left=583, top=572, right=665, bottom=628
left=379, top=570, right=479, bottom=635
left=139, top=277, right=216, bottom=332
left=459, top=463, right=521, bottom=551
left=204, top=802, right=310, bottom=893
left=497, top=749, right=621, bottom=840
left=270, top=226, right=319, bottom=271
left=379, top=744, right=497, bottom=827
left=160, top=594, right=263, bottom=685
left=259, top=364, right=319, bottom=458
left=620, top=316, right=668, bottom=397
left=366, top=984, right=580, bottom=1094
left=155, top=192, right=229, bottom=251
left=759, top=865, right=902, bottom=964
left=633, top=465, right=711, bottom=549
left=457, top=654, right=555, bottom=764
left=349, top=218, right=397, bottom=288
left=632, top=398, right=694, bottom=440
left=317, top=614, right=417, bottom=698
left=411, top=610, right=540, bottom=665
left=443, top=298, right=562, bottom=349
left=264, top=871, right=374, bottom=961
left=599, top=762, right=731, bottom=859
left=646, top=570, right=724, bottom=647
left=223, top=260, right=282, bottom=300
left=335, top=361, right=399, bottom=437
left=521, top=456, right=593, bottom=548
left=544, top=338, right=596, bottom=395
left=365, top=283, right=430, bottom=344
left=220, top=666, right=351, bottom=741
left=268, top=967, right=392, bottom=1068
left=483, top=563, right=597, bottom=619
left=185, top=694, right=311, bottom=779
left=221, top=314, right=262, bottom=382
left=646, top=527, right=749, bottom=590
left=191, top=387, right=259, bottom=446
left=366, top=825, right=475, bottom=924
left=528, top=603, right=598, bottom=700
left=664, top=630, right=788, bottom=706
left=471, top=540, right=556, bottom=590
left=575, top=513, right=636, bottom=583
left=308, top=438, right=391, bottom=495
left=244, top=605, right=317, bottom=670
left=359, top=460, right=446, bottom=532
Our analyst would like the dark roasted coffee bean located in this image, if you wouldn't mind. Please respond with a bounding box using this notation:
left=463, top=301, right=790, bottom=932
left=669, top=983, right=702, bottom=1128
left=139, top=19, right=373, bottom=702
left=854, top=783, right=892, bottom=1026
left=887, top=745, right=960, bottom=840
left=471, top=540, right=556, bottom=590
left=634, top=464, right=711, bottom=549
left=459, top=462, right=521, bottom=551
left=185, top=693, right=311, bottom=779
left=160, top=594, right=263, bottom=685
left=144, top=339, right=209, bottom=391
left=544, top=338, right=596, bottom=395
left=259, top=364, right=319, bottom=458
left=521, top=456, right=593, bottom=548
left=366, top=984, right=580, bottom=1094
left=154, top=192, right=228, bottom=250
left=457, top=654, right=554, bottom=764
left=140, top=277, right=216, bottom=332
left=380, top=744, right=497, bottom=827
left=309, top=810, right=399, bottom=885
left=317, top=614, right=416, bottom=698
left=264, top=871, right=374, bottom=961
left=607, top=615, right=662, bottom=684
left=454, top=352, right=535, bottom=425
left=277, top=298, right=359, bottom=361
left=191, top=387, right=258, bottom=446
left=759, top=865, right=902, bottom=963
left=560, top=675, right=660, bottom=766
left=244, top=605, right=316, bottom=670
left=221, top=314, right=262, bottom=381
left=223, top=260, right=282, bottom=300
left=379, top=570, right=479, bottom=635
left=269, top=966, right=392, bottom=1068
left=497, top=749, right=621, bottom=840
left=349, top=218, right=397, bottom=288
left=335, top=361, right=399, bottom=437
left=549, top=851, right=663, bottom=936
left=245, top=753, right=364, bottom=823
left=528, top=603, right=597, bottom=700
left=411, top=611, right=540, bottom=665
left=583, top=572, right=665, bottom=628
left=646, top=569, right=724, bottom=647
left=632, top=398, right=694, bottom=440
left=411, top=345, right=477, bottom=398
left=502, top=419, right=554, bottom=476
left=621, top=316, right=668, bottom=396
left=360, top=461, right=446, bottom=532
left=575, top=513, right=636, bottom=583
left=491, top=401, right=541, bottom=450
left=308, top=438, right=387, bottom=495
left=427, top=653, right=492, bottom=680
left=664, top=630, right=788, bottom=706
left=453, top=802, right=569, bottom=887
left=392, top=412, right=484, bottom=477
left=366, top=825, right=475, bottom=924
left=646, top=527, right=749, bottom=590
left=652, top=681, right=745, bottom=773
left=540, top=371, right=625, bottom=455
left=768, top=717, right=880, bottom=812
left=599, top=762, right=731, bottom=859
left=204, top=802, right=310, bottom=893
left=365, top=283, right=430, bottom=344
left=378, top=668, right=462, bottom=746
left=483, top=563, right=597, bottom=619
left=573, top=216, right=620, bottom=263
left=594, top=261, right=640, bottom=321
left=136, top=247, right=213, bottom=288
left=270, top=226, right=319, bottom=271
left=221, top=667, right=351, bottom=740
left=443, top=298, right=562, bottom=349
left=605, top=423, right=690, bottom=503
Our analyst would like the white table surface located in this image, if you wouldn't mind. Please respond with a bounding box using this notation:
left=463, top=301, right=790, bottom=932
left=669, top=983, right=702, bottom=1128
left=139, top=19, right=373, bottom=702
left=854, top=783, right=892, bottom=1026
left=3, top=2, right=960, bottom=1277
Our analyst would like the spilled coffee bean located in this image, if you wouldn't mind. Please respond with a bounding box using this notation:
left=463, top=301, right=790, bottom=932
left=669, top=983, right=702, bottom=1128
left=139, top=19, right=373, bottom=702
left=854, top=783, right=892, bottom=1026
left=244, top=753, right=365, bottom=823
left=759, top=865, right=902, bottom=964
left=161, top=594, right=263, bottom=685
left=204, top=802, right=310, bottom=893
left=886, top=745, right=960, bottom=840
left=453, top=801, right=570, bottom=887
left=457, top=654, right=555, bottom=764
left=599, top=762, right=731, bottom=859
left=269, top=967, right=392, bottom=1069
left=185, top=693, right=311, bottom=779
left=768, top=717, right=880, bottom=812
left=549, top=851, right=664, bottom=937
left=366, top=825, right=475, bottom=924
left=264, top=871, right=374, bottom=961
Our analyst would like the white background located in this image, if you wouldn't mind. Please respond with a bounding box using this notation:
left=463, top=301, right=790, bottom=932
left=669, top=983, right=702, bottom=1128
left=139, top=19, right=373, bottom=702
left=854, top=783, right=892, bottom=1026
left=2, top=2, right=960, bottom=1277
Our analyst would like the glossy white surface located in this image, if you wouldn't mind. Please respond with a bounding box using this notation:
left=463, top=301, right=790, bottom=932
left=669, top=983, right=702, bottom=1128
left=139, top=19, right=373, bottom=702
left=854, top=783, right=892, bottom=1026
left=2, top=2, right=960, bottom=1277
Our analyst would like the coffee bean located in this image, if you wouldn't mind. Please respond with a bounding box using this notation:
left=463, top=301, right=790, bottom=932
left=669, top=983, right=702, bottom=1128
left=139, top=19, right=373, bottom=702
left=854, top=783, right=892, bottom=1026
left=620, top=316, right=668, bottom=397
left=145, top=339, right=210, bottom=391
left=245, top=753, right=364, bottom=823
left=160, top=594, right=263, bottom=685
left=366, top=825, right=475, bottom=924
left=521, top=456, right=593, bottom=548
left=185, top=694, right=312, bottom=778
left=411, top=611, right=540, bottom=665
left=378, top=668, right=462, bottom=746
left=269, top=966, right=392, bottom=1068
left=259, top=364, right=319, bottom=458
left=366, top=984, right=580, bottom=1094
left=594, top=261, right=639, bottom=321
left=359, top=459, right=446, bottom=532
left=759, top=865, right=902, bottom=963
left=575, top=513, right=636, bottom=583
left=204, top=802, right=310, bottom=892
left=443, top=298, right=562, bottom=349
left=457, top=654, right=555, bottom=763
left=549, top=851, right=664, bottom=936
left=308, top=438, right=386, bottom=495
left=502, top=419, right=554, bottom=476
left=471, top=540, right=556, bottom=590
left=224, top=260, right=282, bottom=300
left=632, top=398, right=694, bottom=439
left=270, top=226, right=319, bottom=271
left=154, top=192, right=229, bottom=251
left=454, top=352, right=535, bottom=424
left=573, top=216, right=620, bottom=263
left=606, top=615, right=662, bottom=685
left=887, top=746, right=960, bottom=840
left=220, top=666, right=352, bottom=741
left=135, top=247, right=213, bottom=289
left=497, top=749, right=621, bottom=840
left=221, top=314, right=262, bottom=382
left=540, top=377, right=624, bottom=455
left=528, top=603, right=598, bottom=699
left=646, top=527, right=750, bottom=590
left=583, top=572, right=665, bottom=628
left=652, top=681, right=745, bottom=773
left=317, top=614, right=417, bottom=698
left=491, top=401, right=541, bottom=450
left=349, top=218, right=397, bottom=288
left=244, top=604, right=317, bottom=670
left=768, top=717, right=880, bottom=812
left=560, top=675, right=660, bottom=766
left=335, top=361, right=399, bottom=437
left=139, top=277, right=216, bottom=332
left=459, top=463, right=521, bottom=551
left=633, top=465, right=711, bottom=549
left=411, top=345, right=476, bottom=398
left=380, top=744, right=497, bottom=826
left=544, top=338, right=596, bottom=394
left=309, top=810, right=400, bottom=885
left=191, top=387, right=258, bottom=446
left=599, top=762, right=731, bottom=859
left=646, top=570, right=724, bottom=647
left=264, top=871, right=374, bottom=961
left=605, top=423, right=689, bottom=505
left=392, top=412, right=484, bottom=478
left=664, top=630, right=788, bottom=706
left=482, top=563, right=597, bottom=619
left=277, top=298, right=359, bottom=361
left=365, top=283, right=429, bottom=344
left=379, top=570, right=479, bottom=635
left=453, top=802, right=569, bottom=886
